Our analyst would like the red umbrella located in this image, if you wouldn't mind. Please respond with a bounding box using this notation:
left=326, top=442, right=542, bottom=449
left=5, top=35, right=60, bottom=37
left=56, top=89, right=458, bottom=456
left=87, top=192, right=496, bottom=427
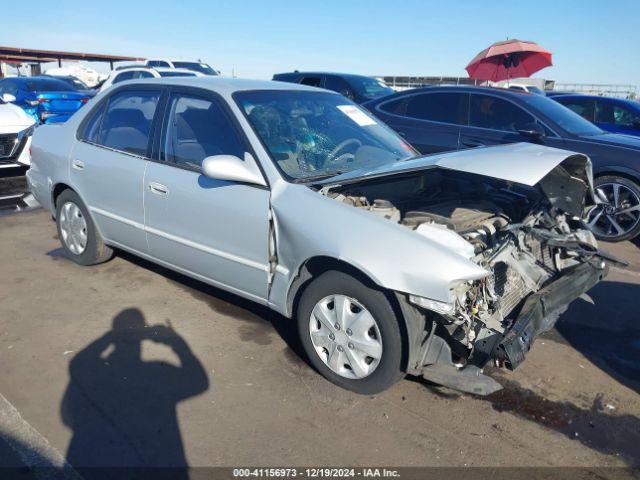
left=466, top=39, right=552, bottom=83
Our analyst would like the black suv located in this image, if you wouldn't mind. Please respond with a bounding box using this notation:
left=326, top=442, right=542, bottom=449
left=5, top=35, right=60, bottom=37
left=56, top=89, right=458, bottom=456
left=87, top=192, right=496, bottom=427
left=364, top=85, right=640, bottom=242
left=272, top=71, right=393, bottom=104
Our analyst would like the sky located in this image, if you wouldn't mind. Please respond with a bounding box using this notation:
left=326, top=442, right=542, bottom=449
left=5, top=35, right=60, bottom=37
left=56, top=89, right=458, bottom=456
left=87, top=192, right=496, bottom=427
left=2, top=0, right=639, bottom=86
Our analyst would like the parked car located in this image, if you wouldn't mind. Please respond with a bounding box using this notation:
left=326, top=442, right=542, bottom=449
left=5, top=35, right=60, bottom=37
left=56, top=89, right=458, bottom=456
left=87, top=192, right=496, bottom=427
left=28, top=77, right=611, bottom=395
left=506, top=83, right=546, bottom=95
left=273, top=71, right=394, bottom=104
left=0, top=76, right=91, bottom=124
left=43, top=75, right=97, bottom=98
left=144, top=59, right=218, bottom=76
left=364, top=85, right=640, bottom=241
left=0, top=94, right=35, bottom=170
left=550, top=94, right=640, bottom=137
left=98, top=67, right=202, bottom=92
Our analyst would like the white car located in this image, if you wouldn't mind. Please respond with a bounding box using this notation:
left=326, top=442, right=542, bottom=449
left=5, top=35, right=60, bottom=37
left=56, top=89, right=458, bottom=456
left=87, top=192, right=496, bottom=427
left=145, top=59, right=218, bottom=76
left=0, top=94, right=35, bottom=169
left=507, top=83, right=546, bottom=96
left=98, top=67, right=202, bottom=93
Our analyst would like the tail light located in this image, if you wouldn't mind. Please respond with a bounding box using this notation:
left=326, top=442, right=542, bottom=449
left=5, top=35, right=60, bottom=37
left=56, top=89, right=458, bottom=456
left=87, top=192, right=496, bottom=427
left=81, top=98, right=89, bottom=104
left=38, top=98, right=50, bottom=104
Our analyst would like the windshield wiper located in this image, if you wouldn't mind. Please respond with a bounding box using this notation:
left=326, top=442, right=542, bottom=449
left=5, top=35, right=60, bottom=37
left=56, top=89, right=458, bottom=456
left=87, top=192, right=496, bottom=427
left=293, top=170, right=346, bottom=184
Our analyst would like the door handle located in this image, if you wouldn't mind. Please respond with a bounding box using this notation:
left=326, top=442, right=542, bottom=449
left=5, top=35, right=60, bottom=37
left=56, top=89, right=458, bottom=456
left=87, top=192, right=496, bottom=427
left=148, top=182, right=169, bottom=196
left=72, top=159, right=85, bottom=170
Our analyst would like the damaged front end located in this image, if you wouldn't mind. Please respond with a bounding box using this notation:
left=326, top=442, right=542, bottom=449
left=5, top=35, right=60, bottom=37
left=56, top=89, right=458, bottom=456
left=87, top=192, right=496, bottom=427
left=321, top=152, right=616, bottom=395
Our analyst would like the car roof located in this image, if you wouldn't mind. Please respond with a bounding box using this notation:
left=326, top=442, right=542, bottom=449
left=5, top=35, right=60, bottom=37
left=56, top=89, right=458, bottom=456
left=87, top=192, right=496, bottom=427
left=554, top=93, right=636, bottom=103
left=120, top=76, right=330, bottom=94
left=274, top=71, right=377, bottom=80
left=370, top=84, right=534, bottom=101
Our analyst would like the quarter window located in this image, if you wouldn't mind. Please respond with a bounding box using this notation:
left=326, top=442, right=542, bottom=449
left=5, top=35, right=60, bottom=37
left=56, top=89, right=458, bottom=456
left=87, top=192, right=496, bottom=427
left=98, top=90, right=160, bottom=156
left=81, top=102, right=107, bottom=143
left=469, top=94, right=535, bottom=132
left=163, top=94, right=245, bottom=169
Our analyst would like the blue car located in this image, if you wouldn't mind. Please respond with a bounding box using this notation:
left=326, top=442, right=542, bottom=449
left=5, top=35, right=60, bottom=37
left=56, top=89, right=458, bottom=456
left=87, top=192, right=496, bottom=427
left=364, top=85, right=640, bottom=242
left=0, top=76, right=90, bottom=124
left=550, top=93, right=640, bottom=137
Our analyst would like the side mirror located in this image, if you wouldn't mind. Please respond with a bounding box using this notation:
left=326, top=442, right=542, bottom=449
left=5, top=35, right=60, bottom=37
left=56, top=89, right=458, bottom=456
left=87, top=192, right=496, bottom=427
left=517, top=122, right=546, bottom=139
left=1, top=93, right=16, bottom=103
left=202, top=152, right=266, bottom=187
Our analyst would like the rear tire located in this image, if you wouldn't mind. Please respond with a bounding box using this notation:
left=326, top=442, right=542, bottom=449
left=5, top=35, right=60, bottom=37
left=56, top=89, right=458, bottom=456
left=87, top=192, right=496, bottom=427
left=296, top=270, right=404, bottom=394
left=55, top=189, right=113, bottom=265
left=587, top=175, right=640, bottom=242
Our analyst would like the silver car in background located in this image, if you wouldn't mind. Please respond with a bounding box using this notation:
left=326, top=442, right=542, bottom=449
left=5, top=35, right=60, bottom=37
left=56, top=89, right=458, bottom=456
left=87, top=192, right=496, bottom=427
left=28, top=77, right=612, bottom=395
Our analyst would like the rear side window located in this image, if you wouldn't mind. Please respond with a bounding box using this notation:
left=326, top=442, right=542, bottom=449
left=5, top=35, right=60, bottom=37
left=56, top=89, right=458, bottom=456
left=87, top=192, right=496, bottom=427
left=559, top=98, right=596, bottom=122
left=324, top=76, right=352, bottom=93
left=380, top=92, right=467, bottom=125
left=596, top=101, right=640, bottom=127
left=469, top=94, right=534, bottom=132
left=92, top=90, right=160, bottom=156
left=147, top=60, right=170, bottom=68
left=162, top=94, right=245, bottom=169
left=300, top=77, right=322, bottom=87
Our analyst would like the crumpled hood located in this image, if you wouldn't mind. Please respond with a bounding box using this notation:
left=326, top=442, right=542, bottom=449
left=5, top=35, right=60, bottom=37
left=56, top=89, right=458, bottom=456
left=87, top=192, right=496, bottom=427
left=0, top=103, right=35, bottom=130
left=320, top=143, right=589, bottom=188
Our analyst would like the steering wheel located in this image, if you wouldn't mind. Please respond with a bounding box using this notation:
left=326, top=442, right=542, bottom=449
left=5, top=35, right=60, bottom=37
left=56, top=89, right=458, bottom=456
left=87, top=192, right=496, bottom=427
left=326, top=138, right=362, bottom=164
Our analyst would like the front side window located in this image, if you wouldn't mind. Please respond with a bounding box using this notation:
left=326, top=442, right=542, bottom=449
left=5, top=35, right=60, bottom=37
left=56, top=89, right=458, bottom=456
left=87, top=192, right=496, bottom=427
left=324, top=76, right=352, bottom=95
left=163, top=95, right=245, bottom=169
left=98, top=90, right=160, bottom=156
left=469, top=94, right=535, bottom=131
left=381, top=92, right=467, bottom=125
left=596, top=101, right=640, bottom=128
left=521, top=94, right=603, bottom=136
left=235, top=90, right=416, bottom=181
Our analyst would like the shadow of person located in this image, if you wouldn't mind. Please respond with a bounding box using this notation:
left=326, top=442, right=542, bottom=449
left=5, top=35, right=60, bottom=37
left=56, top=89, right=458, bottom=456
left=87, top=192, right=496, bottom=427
left=60, top=308, right=208, bottom=478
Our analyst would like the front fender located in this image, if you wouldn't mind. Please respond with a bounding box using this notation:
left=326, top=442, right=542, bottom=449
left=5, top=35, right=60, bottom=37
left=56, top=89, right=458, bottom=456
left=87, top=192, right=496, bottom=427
left=267, top=183, right=489, bottom=317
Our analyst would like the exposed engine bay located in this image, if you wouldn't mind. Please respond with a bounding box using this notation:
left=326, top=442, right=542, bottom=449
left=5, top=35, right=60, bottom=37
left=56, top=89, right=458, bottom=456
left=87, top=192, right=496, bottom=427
left=320, top=159, right=613, bottom=382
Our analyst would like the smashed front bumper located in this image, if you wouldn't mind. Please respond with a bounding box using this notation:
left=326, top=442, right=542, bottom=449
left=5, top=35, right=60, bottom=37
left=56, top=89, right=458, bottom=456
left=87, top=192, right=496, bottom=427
left=496, top=261, right=608, bottom=370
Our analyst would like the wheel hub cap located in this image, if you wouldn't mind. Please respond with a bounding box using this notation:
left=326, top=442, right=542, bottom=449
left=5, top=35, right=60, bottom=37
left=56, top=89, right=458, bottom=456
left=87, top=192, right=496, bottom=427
left=59, top=201, right=88, bottom=255
left=308, top=294, right=383, bottom=380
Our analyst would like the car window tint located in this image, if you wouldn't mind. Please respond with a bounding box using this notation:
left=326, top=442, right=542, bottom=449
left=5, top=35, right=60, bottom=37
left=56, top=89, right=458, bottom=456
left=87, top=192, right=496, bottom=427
left=560, top=98, right=595, bottom=122
left=324, top=76, right=352, bottom=94
left=300, top=77, right=322, bottom=87
left=135, top=71, right=154, bottom=79
left=81, top=102, right=107, bottom=143
left=469, top=94, right=534, bottom=131
left=596, top=101, right=640, bottom=128
left=113, top=71, right=136, bottom=84
left=148, top=61, right=170, bottom=68
left=99, top=90, right=160, bottom=156
left=380, top=92, right=466, bottom=125
left=163, top=95, right=245, bottom=168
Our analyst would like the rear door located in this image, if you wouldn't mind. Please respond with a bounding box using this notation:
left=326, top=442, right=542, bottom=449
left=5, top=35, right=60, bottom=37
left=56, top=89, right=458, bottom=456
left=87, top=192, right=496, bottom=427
left=71, top=86, right=163, bottom=253
left=374, top=91, right=467, bottom=154
left=143, top=87, right=270, bottom=301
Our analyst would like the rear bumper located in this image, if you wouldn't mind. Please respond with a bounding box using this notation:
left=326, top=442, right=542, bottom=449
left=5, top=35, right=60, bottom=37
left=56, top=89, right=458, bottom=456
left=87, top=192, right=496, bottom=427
left=496, top=261, right=608, bottom=369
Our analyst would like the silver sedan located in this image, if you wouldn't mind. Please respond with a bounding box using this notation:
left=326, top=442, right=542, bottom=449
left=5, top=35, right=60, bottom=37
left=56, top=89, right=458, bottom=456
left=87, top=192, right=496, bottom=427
left=28, top=77, right=611, bottom=395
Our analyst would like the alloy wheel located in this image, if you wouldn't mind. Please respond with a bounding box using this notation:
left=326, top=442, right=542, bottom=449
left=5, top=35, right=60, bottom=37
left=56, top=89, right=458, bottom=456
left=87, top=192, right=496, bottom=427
left=308, top=294, right=383, bottom=380
left=586, top=182, right=640, bottom=239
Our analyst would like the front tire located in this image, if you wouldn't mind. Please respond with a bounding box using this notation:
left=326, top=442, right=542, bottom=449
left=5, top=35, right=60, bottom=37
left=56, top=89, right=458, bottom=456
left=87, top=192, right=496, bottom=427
left=296, top=270, right=404, bottom=394
left=586, top=175, right=640, bottom=242
left=55, top=189, right=113, bottom=265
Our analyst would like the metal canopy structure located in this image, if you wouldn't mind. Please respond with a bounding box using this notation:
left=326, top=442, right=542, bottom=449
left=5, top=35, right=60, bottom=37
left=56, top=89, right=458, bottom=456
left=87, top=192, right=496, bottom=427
left=0, top=45, right=144, bottom=75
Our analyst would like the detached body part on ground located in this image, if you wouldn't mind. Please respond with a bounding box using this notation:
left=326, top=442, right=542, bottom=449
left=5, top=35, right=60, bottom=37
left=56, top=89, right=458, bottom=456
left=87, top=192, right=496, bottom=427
left=27, top=77, right=613, bottom=395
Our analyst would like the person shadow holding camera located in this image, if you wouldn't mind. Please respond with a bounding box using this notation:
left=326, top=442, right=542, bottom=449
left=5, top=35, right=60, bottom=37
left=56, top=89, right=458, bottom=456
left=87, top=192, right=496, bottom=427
left=61, top=308, right=209, bottom=476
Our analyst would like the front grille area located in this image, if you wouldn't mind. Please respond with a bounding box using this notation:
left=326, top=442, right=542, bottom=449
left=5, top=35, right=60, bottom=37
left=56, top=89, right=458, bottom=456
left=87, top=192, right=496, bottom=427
left=0, top=134, right=19, bottom=159
left=490, top=261, right=530, bottom=318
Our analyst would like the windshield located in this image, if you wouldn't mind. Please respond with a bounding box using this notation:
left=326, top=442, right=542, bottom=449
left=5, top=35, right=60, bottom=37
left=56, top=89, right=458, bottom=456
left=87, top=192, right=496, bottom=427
left=348, top=76, right=394, bottom=99
left=235, top=90, right=416, bottom=181
left=172, top=62, right=217, bottom=75
left=523, top=94, right=604, bottom=136
left=24, top=79, right=75, bottom=92
left=158, top=71, right=197, bottom=78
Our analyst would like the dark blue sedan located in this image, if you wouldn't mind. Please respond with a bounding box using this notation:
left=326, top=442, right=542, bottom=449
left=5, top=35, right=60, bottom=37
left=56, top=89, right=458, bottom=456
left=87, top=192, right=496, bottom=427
left=364, top=86, right=640, bottom=242
left=550, top=93, right=640, bottom=137
left=0, top=76, right=90, bottom=124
